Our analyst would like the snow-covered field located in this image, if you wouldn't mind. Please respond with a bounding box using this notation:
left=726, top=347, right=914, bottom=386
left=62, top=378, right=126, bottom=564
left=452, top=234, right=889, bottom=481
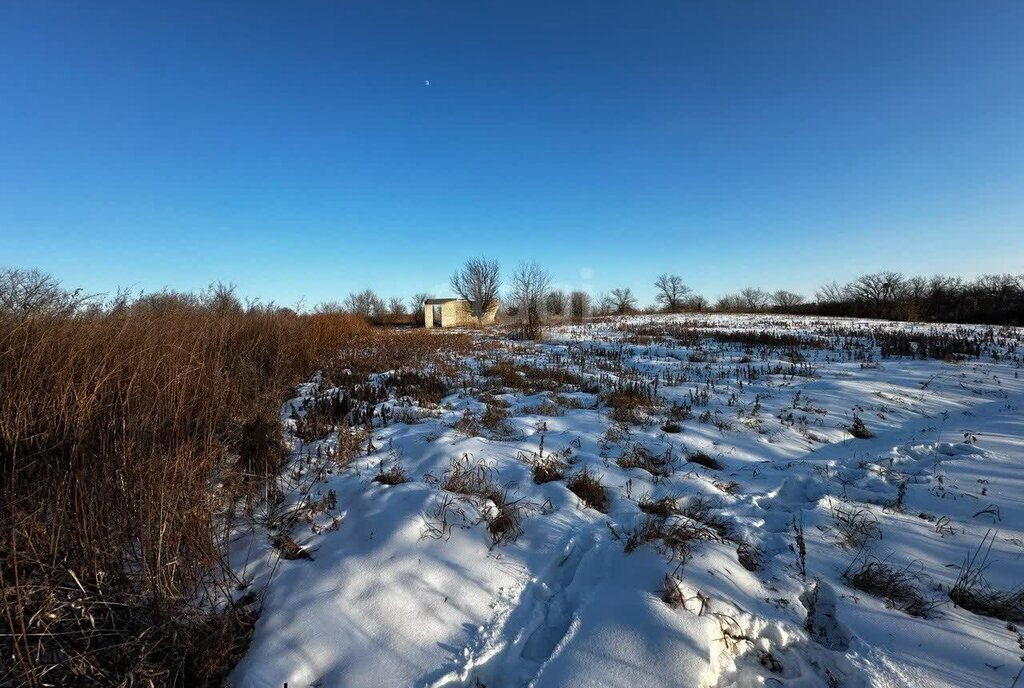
left=227, top=314, right=1024, bottom=688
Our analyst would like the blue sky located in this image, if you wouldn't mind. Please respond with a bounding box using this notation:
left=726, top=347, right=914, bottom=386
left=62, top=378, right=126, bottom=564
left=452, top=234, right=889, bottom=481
left=1, top=1, right=1021, bottom=308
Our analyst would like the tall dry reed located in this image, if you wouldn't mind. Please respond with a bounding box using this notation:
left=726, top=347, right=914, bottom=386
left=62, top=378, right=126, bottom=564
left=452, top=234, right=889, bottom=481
left=0, top=305, right=370, bottom=686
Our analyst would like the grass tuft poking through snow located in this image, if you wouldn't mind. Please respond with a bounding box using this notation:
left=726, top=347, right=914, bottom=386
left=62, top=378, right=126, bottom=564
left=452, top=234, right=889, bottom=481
left=566, top=467, right=609, bottom=512
left=637, top=495, right=680, bottom=518
left=949, top=531, right=1024, bottom=622
left=687, top=451, right=723, bottom=470
left=531, top=458, right=565, bottom=484
left=843, top=555, right=936, bottom=617
left=371, top=461, right=407, bottom=485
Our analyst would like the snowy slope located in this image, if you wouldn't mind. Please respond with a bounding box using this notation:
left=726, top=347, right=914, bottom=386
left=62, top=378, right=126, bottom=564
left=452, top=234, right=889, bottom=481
left=228, top=314, right=1024, bottom=688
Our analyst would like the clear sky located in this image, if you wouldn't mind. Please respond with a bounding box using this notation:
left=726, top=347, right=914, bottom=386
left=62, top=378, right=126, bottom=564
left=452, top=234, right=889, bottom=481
left=1, top=1, right=1022, bottom=308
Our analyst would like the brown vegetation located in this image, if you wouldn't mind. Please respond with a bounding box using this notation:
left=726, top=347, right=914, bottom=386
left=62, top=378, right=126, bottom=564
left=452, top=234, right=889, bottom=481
left=638, top=496, right=680, bottom=518
left=566, top=468, right=608, bottom=512
left=949, top=532, right=1024, bottom=622
left=842, top=556, right=935, bottom=618
left=532, top=458, right=565, bottom=484
left=0, top=278, right=468, bottom=687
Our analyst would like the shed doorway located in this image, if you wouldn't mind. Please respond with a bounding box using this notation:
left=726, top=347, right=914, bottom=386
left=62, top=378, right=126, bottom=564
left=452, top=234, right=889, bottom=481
left=432, top=304, right=443, bottom=327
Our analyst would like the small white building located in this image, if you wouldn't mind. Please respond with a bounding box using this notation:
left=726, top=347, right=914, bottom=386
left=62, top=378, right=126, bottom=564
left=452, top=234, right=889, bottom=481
left=423, top=298, right=498, bottom=328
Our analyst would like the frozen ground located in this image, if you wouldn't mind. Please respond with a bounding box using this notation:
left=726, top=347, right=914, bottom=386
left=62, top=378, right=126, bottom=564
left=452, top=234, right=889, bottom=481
left=227, top=314, right=1024, bottom=688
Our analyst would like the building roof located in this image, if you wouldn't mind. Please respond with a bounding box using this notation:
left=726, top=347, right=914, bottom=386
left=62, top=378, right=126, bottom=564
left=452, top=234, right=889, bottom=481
left=423, top=297, right=500, bottom=305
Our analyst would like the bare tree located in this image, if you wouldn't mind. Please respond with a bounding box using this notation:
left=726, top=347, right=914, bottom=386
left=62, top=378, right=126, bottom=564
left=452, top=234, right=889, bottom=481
left=900, top=276, right=928, bottom=321
left=739, top=287, right=769, bottom=311
left=847, top=271, right=905, bottom=318
left=654, top=274, right=691, bottom=312
left=387, top=297, right=407, bottom=316
left=202, top=282, right=243, bottom=313
left=345, top=289, right=386, bottom=319
left=545, top=289, right=567, bottom=317
left=0, top=268, right=89, bottom=317
left=131, top=289, right=202, bottom=314
left=925, top=275, right=961, bottom=319
left=570, top=290, right=590, bottom=323
left=715, top=294, right=745, bottom=312
left=409, top=293, right=431, bottom=311
left=685, top=294, right=708, bottom=312
left=810, top=271, right=1024, bottom=324
left=605, top=288, right=638, bottom=315
left=509, top=262, right=552, bottom=339
left=450, top=257, right=500, bottom=325
left=771, top=290, right=804, bottom=309
left=815, top=281, right=848, bottom=304
left=314, top=300, right=348, bottom=314
left=409, top=292, right=432, bottom=325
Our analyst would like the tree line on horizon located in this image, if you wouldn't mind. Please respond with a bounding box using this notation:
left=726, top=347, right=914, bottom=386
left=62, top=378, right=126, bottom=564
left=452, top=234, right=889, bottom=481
left=2, top=265, right=1022, bottom=328
left=333, top=263, right=1024, bottom=331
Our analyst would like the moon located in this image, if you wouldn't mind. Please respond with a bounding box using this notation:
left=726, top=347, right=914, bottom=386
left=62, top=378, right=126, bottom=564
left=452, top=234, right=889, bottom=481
left=425, top=80, right=430, bottom=86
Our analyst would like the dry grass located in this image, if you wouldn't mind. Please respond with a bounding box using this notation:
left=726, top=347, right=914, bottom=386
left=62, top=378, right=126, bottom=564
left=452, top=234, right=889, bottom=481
left=272, top=534, right=313, bottom=560
left=616, top=444, right=675, bottom=477
left=532, top=458, right=565, bottom=484
left=0, top=301, right=424, bottom=686
left=737, top=542, right=761, bottom=571
left=605, top=386, right=655, bottom=425
left=624, top=516, right=666, bottom=553
left=847, top=413, right=875, bottom=439
left=949, top=532, right=1024, bottom=622
left=638, top=496, right=680, bottom=518
left=485, top=497, right=527, bottom=547
left=830, top=503, right=882, bottom=550
left=566, top=468, right=609, bottom=512
left=520, top=398, right=565, bottom=416
left=681, top=496, right=732, bottom=539
left=480, top=403, right=514, bottom=435
left=842, top=556, right=936, bottom=617
left=687, top=451, right=723, bottom=470
left=435, top=454, right=504, bottom=503
left=480, top=359, right=587, bottom=394
left=662, top=574, right=687, bottom=607
left=322, top=328, right=474, bottom=381
left=428, top=455, right=524, bottom=547
left=452, top=408, right=481, bottom=436
left=377, top=370, right=452, bottom=406
left=623, top=515, right=722, bottom=565
left=372, top=462, right=408, bottom=486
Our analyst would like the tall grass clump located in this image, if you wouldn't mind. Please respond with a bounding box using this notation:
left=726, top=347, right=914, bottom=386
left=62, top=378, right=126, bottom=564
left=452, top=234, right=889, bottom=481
left=0, top=277, right=372, bottom=687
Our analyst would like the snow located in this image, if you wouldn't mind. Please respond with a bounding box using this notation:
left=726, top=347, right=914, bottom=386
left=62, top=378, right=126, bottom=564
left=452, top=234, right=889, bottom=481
left=228, top=314, right=1024, bottom=687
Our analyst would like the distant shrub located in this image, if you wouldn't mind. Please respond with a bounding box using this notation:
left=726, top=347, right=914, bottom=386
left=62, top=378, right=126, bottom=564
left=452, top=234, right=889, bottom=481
left=569, top=291, right=590, bottom=323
